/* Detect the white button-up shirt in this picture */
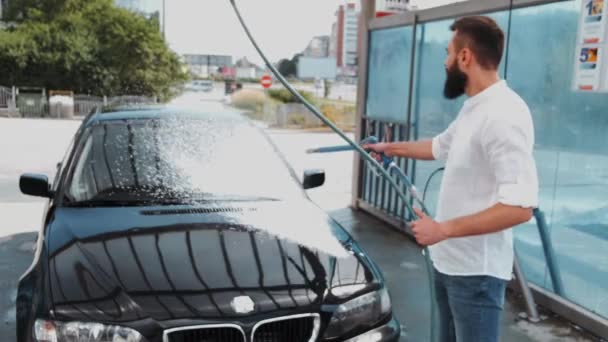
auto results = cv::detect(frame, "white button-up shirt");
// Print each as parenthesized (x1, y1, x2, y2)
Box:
(429, 80, 538, 280)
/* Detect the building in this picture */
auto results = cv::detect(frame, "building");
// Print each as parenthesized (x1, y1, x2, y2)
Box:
(234, 57, 265, 80)
(376, 0, 414, 17)
(329, 22, 339, 62)
(183, 54, 233, 78)
(115, 0, 164, 33)
(330, 2, 360, 78)
(303, 36, 330, 58)
(297, 57, 337, 80)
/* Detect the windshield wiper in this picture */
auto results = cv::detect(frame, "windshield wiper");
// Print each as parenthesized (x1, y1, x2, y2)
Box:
(63, 199, 147, 207)
(179, 194, 281, 202)
(63, 194, 281, 207)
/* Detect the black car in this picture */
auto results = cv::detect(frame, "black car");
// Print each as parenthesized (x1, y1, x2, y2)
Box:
(17, 106, 400, 342)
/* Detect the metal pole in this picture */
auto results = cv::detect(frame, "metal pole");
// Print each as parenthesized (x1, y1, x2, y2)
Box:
(534, 208, 565, 296)
(351, 0, 376, 208)
(513, 253, 541, 323)
(11, 86, 16, 109)
(162, 0, 166, 39)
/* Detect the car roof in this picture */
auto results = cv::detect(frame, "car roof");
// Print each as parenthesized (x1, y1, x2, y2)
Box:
(86, 104, 243, 126)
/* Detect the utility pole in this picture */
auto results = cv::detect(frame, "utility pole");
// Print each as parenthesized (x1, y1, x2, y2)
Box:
(162, 0, 166, 40)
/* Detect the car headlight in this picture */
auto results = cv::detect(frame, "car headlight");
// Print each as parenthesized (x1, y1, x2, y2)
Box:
(323, 288, 392, 339)
(34, 319, 144, 342)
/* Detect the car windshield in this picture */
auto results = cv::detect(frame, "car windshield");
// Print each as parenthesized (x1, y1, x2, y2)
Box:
(64, 114, 303, 205)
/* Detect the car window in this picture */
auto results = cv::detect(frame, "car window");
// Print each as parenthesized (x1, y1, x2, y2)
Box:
(64, 117, 303, 204)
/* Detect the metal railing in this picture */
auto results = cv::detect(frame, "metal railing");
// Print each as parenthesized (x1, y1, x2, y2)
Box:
(0, 86, 158, 118)
(74, 95, 104, 116)
(106, 95, 156, 108)
(0, 86, 13, 108)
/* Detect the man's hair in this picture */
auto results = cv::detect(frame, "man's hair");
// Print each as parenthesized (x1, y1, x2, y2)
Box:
(450, 16, 505, 70)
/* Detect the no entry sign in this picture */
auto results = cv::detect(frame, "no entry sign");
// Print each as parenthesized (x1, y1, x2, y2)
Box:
(260, 75, 272, 89)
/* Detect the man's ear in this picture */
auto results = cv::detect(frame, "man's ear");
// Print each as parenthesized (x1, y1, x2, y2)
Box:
(458, 48, 473, 69)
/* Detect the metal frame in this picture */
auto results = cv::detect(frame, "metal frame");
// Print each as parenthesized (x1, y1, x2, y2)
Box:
(352, 0, 376, 208)
(521, 283, 608, 338)
(162, 323, 247, 342)
(250, 313, 321, 342)
(369, 0, 567, 30)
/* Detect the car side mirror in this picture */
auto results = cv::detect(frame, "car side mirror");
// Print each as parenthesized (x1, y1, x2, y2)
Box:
(20, 174, 51, 198)
(303, 169, 325, 190)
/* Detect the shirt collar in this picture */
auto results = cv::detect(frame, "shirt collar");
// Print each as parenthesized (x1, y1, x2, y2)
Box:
(463, 80, 507, 109)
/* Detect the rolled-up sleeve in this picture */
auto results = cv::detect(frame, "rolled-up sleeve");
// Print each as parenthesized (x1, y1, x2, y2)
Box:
(432, 121, 457, 161)
(481, 115, 539, 208)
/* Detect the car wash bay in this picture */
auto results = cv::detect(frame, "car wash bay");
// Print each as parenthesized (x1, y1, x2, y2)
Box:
(349, 0, 608, 340)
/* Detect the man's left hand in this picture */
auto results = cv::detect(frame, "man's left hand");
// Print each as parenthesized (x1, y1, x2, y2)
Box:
(411, 207, 448, 246)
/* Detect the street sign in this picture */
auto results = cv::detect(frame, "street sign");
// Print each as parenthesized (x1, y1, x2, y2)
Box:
(260, 75, 272, 89)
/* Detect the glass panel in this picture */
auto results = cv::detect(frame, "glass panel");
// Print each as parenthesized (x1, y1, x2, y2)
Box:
(411, 12, 510, 217)
(363, 0, 608, 323)
(507, 0, 608, 318)
(366, 26, 413, 123)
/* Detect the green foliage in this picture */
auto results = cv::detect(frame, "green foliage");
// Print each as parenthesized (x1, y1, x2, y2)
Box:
(0, 0, 188, 101)
(268, 88, 315, 104)
(277, 59, 296, 78)
(236, 77, 262, 84)
(277, 53, 302, 78)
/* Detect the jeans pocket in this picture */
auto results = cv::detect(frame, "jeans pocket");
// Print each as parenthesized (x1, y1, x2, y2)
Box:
(449, 275, 505, 310)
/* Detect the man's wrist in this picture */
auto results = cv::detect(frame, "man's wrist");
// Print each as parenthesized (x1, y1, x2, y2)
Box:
(439, 221, 453, 239)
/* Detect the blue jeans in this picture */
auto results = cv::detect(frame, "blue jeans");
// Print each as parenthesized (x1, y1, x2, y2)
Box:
(434, 269, 507, 342)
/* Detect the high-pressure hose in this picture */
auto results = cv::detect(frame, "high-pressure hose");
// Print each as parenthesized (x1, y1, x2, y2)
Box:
(228, 1, 436, 340)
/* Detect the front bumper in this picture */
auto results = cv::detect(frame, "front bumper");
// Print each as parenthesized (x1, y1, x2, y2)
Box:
(344, 318, 401, 342)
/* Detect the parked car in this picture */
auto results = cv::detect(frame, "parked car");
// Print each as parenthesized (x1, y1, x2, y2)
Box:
(17, 105, 400, 342)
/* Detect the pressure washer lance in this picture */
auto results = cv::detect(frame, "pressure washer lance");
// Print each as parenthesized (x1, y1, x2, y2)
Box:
(307, 136, 430, 214)
(228, 1, 437, 340)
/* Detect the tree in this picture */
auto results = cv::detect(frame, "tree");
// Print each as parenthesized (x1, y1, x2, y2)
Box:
(276, 53, 303, 78)
(278, 58, 296, 77)
(0, 0, 188, 101)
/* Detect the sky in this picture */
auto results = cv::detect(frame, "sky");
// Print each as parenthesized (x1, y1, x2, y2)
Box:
(165, 0, 344, 66)
(165, 0, 462, 66)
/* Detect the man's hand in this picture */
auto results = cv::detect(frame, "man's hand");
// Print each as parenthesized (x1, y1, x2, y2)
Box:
(361, 140, 436, 161)
(411, 207, 448, 246)
(362, 142, 393, 162)
(362, 142, 389, 153)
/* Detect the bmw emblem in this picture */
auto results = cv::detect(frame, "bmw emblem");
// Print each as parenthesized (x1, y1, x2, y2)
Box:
(231, 296, 255, 314)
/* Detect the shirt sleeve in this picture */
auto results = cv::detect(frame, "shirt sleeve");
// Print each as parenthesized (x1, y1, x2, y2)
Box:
(432, 121, 458, 161)
(481, 114, 539, 208)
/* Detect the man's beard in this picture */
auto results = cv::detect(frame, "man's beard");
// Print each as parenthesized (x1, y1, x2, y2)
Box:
(443, 62, 468, 99)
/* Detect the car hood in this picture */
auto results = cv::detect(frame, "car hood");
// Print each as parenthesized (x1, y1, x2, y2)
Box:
(46, 200, 378, 323)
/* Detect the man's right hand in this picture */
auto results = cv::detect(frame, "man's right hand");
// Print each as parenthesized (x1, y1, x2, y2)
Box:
(361, 140, 435, 161)
(362, 143, 392, 162)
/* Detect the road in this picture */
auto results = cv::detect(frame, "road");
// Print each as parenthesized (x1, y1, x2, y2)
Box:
(242, 80, 357, 103)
